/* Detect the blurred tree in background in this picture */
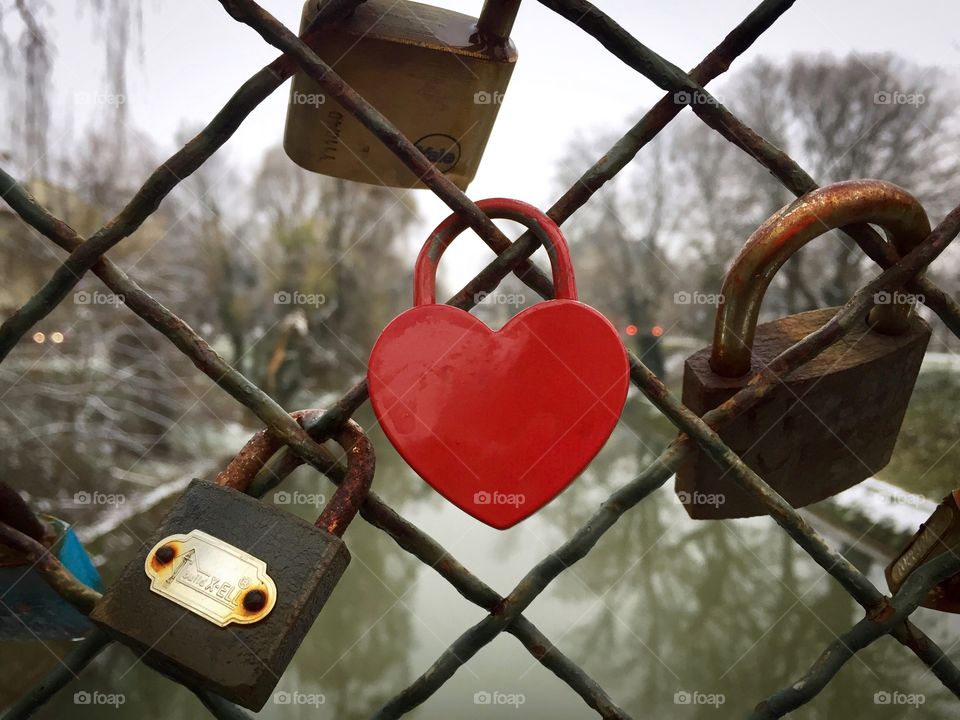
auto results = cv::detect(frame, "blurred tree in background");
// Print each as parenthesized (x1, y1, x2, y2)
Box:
(561, 53, 960, 356)
(0, 0, 142, 176)
(0, 3, 416, 490)
(2, 16, 959, 502)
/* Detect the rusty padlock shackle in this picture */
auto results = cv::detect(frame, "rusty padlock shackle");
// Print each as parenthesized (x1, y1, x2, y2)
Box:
(711, 179, 931, 378)
(215, 410, 374, 538)
(414, 198, 577, 306)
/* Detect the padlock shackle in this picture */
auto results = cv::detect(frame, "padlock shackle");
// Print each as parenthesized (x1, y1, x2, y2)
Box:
(215, 410, 374, 538)
(710, 180, 931, 377)
(476, 0, 521, 43)
(314, 420, 375, 537)
(413, 198, 577, 306)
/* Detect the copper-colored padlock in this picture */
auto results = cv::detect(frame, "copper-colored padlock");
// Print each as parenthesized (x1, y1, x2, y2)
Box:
(677, 180, 932, 519)
(284, 0, 519, 189)
(886, 490, 960, 613)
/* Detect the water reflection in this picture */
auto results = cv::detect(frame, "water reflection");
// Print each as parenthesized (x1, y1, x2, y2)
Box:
(3, 382, 960, 718)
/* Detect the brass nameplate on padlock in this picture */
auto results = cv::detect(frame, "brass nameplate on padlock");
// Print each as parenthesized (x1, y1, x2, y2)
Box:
(143, 530, 277, 627)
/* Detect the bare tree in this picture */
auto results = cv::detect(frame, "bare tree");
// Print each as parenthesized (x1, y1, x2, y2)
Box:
(680, 53, 960, 319)
(1, 0, 142, 175)
(242, 146, 418, 405)
(555, 130, 679, 376)
(562, 53, 960, 357)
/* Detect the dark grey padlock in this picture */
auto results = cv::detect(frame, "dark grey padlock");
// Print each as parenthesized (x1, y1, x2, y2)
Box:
(90, 414, 374, 710)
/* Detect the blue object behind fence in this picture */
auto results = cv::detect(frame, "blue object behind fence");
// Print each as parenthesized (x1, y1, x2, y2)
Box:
(0, 517, 102, 641)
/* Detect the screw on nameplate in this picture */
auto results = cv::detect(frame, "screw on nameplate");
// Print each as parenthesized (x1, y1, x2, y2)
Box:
(144, 529, 277, 627)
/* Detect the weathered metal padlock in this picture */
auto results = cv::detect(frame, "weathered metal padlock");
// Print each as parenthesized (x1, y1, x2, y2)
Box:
(90, 414, 374, 710)
(0, 482, 102, 640)
(676, 180, 932, 519)
(886, 490, 960, 613)
(284, 0, 519, 189)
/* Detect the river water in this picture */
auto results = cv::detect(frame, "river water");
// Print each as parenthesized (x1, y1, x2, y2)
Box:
(2, 365, 959, 719)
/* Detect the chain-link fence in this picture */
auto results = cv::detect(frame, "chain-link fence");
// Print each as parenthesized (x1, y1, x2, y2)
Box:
(3, 0, 960, 718)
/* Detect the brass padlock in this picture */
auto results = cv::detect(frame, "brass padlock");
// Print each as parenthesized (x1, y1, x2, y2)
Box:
(283, 0, 519, 189)
(676, 180, 932, 519)
(90, 415, 374, 710)
(886, 490, 960, 613)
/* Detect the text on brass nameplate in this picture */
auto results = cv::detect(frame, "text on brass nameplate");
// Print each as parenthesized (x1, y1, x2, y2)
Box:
(143, 530, 277, 627)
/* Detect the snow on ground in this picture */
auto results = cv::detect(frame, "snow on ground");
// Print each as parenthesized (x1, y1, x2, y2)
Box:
(830, 477, 937, 535)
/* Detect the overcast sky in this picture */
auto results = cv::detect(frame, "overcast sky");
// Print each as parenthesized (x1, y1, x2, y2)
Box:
(31, 0, 960, 288)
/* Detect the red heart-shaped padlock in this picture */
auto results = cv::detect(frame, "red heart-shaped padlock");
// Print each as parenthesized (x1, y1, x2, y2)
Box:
(368, 199, 629, 528)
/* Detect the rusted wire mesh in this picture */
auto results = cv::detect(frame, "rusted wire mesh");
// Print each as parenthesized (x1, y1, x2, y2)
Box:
(3, 0, 960, 718)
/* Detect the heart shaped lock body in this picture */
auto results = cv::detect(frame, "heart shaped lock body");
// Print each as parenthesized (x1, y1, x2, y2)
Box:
(368, 199, 629, 528)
